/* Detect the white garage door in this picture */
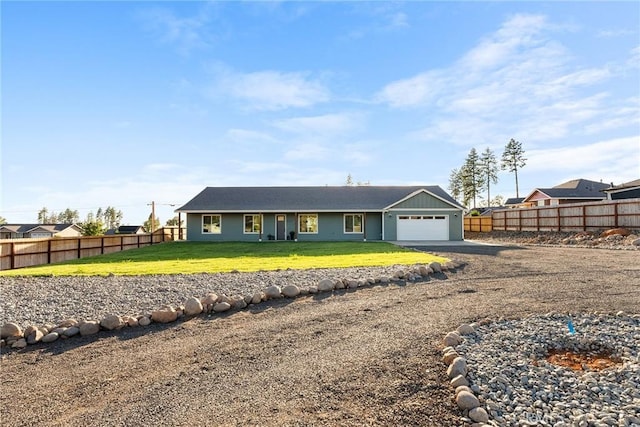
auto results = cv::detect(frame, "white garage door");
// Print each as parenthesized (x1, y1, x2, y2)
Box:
(396, 215, 449, 241)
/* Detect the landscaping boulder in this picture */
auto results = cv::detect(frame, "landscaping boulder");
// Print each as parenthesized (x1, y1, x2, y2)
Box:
(101, 315, 124, 331)
(318, 279, 334, 292)
(600, 228, 631, 238)
(456, 390, 480, 410)
(1, 322, 23, 339)
(213, 302, 231, 313)
(79, 320, 100, 336)
(429, 262, 442, 273)
(42, 332, 59, 343)
(184, 297, 203, 316)
(138, 316, 151, 326)
(63, 326, 80, 337)
(282, 285, 301, 298)
(151, 308, 178, 324)
(447, 356, 468, 378)
(264, 285, 282, 299)
(469, 407, 489, 423)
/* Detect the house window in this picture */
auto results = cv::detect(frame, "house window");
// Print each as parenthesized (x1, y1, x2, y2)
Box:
(299, 214, 318, 234)
(344, 214, 363, 233)
(244, 214, 262, 234)
(202, 215, 221, 234)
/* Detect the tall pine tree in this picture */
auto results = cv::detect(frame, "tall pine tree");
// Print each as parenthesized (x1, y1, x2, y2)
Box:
(501, 138, 527, 198)
(480, 148, 499, 207)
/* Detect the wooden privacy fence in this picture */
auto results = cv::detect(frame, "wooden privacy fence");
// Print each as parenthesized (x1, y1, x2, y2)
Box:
(491, 199, 640, 232)
(0, 227, 185, 271)
(464, 216, 493, 232)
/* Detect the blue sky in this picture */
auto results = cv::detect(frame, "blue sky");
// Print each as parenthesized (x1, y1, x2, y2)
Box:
(2, 1, 639, 225)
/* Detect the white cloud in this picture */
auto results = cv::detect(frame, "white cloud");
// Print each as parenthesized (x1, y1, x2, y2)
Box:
(597, 29, 636, 38)
(210, 68, 330, 110)
(525, 136, 640, 178)
(284, 142, 331, 161)
(225, 129, 279, 144)
(377, 13, 638, 149)
(138, 4, 218, 55)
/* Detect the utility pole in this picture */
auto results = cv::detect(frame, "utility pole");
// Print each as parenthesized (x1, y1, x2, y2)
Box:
(147, 201, 156, 232)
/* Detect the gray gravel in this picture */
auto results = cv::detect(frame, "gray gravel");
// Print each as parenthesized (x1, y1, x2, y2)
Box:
(457, 313, 640, 426)
(0, 266, 411, 328)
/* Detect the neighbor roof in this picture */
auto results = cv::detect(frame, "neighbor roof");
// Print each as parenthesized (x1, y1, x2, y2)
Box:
(524, 179, 609, 201)
(603, 179, 640, 192)
(0, 224, 81, 233)
(176, 186, 464, 213)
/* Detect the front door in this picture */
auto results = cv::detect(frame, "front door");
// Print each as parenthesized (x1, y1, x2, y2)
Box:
(276, 215, 286, 240)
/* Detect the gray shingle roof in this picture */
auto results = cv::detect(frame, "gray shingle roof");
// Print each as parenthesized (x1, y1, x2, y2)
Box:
(528, 179, 609, 200)
(176, 186, 464, 212)
(0, 224, 79, 233)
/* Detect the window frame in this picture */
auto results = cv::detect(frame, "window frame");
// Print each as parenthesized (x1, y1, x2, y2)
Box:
(343, 213, 364, 234)
(202, 214, 222, 234)
(243, 214, 262, 234)
(298, 214, 319, 234)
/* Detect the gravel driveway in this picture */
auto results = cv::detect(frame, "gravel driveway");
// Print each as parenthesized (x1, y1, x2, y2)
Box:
(1, 244, 638, 426)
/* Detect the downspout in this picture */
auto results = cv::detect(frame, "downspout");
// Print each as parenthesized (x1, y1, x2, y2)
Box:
(259, 213, 263, 242)
(381, 211, 386, 241)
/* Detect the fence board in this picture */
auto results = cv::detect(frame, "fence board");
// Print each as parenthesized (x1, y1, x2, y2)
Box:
(0, 227, 185, 271)
(490, 199, 640, 232)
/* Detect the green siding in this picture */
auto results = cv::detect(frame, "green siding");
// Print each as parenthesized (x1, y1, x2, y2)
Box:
(393, 191, 454, 209)
(186, 212, 384, 241)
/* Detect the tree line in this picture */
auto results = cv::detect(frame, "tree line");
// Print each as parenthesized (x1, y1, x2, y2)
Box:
(449, 138, 527, 209)
(34, 206, 182, 236)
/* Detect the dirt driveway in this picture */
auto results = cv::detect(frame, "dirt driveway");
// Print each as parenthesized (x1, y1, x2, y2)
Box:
(1, 245, 638, 426)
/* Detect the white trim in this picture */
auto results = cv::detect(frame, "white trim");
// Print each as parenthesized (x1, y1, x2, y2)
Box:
(201, 214, 222, 234)
(388, 207, 461, 212)
(343, 213, 364, 234)
(383, 189, 463, 210)
(178, 209, 376, 214)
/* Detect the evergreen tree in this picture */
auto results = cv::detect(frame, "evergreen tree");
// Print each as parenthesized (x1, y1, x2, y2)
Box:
(58, 208, 80, 224)
(461, 148, 482, 209)
(501, 138, 527, 198)
(103, 207, 123, 229)
(37, 207, 49, 224)
(448, 168, 464, 203)
(480, 148, 499, 207)
(0, 216, 6, 225)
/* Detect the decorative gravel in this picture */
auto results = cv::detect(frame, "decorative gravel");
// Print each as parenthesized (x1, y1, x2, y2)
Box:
(0, 266, 412, 328)
(455, 313, 640, 426)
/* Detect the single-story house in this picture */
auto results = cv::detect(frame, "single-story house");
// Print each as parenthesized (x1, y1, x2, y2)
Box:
(504, 197, 525, 208)
(603, 179, 640, 200)
(0, 223, 83, 239)
(521, 179, 609, 207)
(176, 186, 465, 242)
(105, 225, 147, 235)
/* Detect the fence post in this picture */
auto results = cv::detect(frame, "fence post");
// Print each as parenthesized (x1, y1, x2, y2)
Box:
(614, 202, 618, 228)
(48, 239, 52, 265)
(556, 208, 561, 232)
(101, 237, 105, 255)
(10, 242, 15, 269)
(77, 238, 82, 260)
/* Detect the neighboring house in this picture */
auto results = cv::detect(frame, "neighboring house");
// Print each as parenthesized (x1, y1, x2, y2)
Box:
(521, 179, 609, 207)
(176, 186, 465, 242)
(0, 224, 83, 239)
(603, 179, 640, 200)
(504, 197, 525, 208)
(105, 225, 147, 235)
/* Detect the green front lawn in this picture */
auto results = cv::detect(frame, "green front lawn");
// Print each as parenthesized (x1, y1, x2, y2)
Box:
(0, 241, 448, 277)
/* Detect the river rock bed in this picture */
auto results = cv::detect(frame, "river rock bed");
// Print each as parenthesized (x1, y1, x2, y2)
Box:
(0, 265, 438, 329)
(451, 313, 640, 426)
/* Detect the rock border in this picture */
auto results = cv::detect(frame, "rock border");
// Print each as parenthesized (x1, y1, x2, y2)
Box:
(0, 260, 461, 351)
(442, 314, 640, 426)
(442, 323, 493, 426)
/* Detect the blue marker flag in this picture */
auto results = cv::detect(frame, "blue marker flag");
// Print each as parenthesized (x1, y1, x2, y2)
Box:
(567, 319, 575, 335)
